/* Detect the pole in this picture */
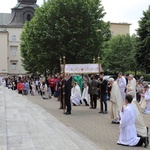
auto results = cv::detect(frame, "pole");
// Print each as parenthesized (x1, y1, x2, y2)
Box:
(98, 55, 100, 74)
(91, 57, 95, 108)
(98, 55, 102, 112)
(93, 57, 95, 64)
(63, 56, 66, 114)
(60, 57, 62, 73)
(59, 58, 62, 106)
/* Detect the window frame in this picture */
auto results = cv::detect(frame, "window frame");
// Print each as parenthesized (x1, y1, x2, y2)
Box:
(11, 62, 17, 70)
(11, 47, 17, 56)
(12, 35, 16, 41)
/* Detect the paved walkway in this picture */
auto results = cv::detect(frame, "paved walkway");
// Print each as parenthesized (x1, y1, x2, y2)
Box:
(26, 92, 150, 150)
(0, 85, 150, 150)
(0, 86, 101, 150)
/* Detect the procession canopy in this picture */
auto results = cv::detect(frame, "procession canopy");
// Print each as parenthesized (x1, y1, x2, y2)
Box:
(61, 63, 103, 74)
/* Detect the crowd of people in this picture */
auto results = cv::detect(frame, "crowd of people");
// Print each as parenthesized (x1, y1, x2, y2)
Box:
(0, 74, 60, 99)
(0, 72, 149, 148)
(108, 73, 149, 148)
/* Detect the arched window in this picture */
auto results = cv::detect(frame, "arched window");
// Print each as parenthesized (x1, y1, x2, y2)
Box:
(27, 14, 31, 21)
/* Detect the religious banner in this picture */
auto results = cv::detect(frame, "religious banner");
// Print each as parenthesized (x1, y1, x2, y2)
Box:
(63, 64, 103, 74)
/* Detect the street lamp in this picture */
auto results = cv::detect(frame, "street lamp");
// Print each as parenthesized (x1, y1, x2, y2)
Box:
(98, 55, 100, 74)
(98, 55, 100, 63)
(63, 56, 65, 74)
(93, 57, 95, 63)
(59, 57, 62, 63)
(59, 57, 62, 74)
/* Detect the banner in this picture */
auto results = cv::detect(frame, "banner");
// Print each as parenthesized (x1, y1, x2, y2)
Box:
(63, 64, 103, 74)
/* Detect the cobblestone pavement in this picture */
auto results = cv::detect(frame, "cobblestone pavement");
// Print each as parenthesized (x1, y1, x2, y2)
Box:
(27, 93, 150, 150)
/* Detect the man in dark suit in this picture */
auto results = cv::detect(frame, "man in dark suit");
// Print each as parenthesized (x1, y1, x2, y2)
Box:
(98, 73, 108, 114)
(64, 73, 72, 115)
(59, 75, 65, 109)
(88, 75, 98, 109)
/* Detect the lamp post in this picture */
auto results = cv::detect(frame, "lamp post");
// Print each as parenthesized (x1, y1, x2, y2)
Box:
(59, 57, 62, 74)
(98, 55, 100, 74)
(97, 55, 102, 113)
(63, 56, 65, 74)
(93, 57, 95, 64)
(98, 55, 100, 63)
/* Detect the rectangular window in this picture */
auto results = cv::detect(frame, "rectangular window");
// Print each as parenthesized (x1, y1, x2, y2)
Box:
(12, 62, 17, 70)
(12, 35, 16, 41)
(11, 47, 17, 56)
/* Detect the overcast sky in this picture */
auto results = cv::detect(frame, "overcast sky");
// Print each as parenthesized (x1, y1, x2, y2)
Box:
(0, 0, 149, 35)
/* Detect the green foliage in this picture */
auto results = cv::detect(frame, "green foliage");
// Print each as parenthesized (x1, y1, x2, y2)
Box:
(20, 0, 110, 74)
(136, 74, 150, 81)
(136, 5, 150, 73)
(102, 34, 137, 73)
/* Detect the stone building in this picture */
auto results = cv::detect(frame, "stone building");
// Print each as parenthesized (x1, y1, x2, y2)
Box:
(0, 0, 37, 75)
(0, 0, 130, 75)
(110, 22, 131, 36)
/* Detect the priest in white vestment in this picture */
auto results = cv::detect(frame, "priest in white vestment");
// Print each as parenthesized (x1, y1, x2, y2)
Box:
(132, 97, 148, 137)
(109, 78, 123, 124)
(139, 95, 146, 110)
(71, 82, 81, 106)
(142, 85, 150, 114)
(121, 90, 148, 143)
(126, 74, 136, 99)
(117, 94, 148, 147)
(117, 72, 126, 101)
(126, 75, 148, 137)
(81, 83, 90, 106)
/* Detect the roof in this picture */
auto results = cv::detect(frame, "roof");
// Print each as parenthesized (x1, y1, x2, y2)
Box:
(12, 3, 37, 10)
(110, 22, 131, 26)
(0, 13, 11, 25)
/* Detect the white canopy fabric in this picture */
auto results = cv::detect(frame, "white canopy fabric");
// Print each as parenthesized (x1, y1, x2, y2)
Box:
(61, 64, 103, 74)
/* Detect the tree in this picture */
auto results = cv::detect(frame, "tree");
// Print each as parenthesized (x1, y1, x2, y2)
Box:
(136, 6, 150, 73)
(20, 0, 110, 74)
(102, 34, 137, 74)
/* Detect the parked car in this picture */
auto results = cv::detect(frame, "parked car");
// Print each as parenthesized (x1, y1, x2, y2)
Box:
(103, 75, 117, 81)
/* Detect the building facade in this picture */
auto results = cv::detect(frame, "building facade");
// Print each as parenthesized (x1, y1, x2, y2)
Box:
(0, 28, 22, 75)
(0, 0, 131, 75)
(0, 0, 37, 75)
(110, 22, 131, 36)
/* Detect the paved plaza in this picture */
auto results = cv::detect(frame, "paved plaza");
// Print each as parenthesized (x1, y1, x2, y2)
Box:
(0, 85, 150, 150)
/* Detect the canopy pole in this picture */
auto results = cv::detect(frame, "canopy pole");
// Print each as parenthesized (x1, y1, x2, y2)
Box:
(63, 56, 66, 114)
(98, 55, 100, 74)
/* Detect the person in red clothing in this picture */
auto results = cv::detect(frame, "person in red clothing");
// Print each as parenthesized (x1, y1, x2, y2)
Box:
(48, 75, 55, 95)
(17, 80, 24, 94)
